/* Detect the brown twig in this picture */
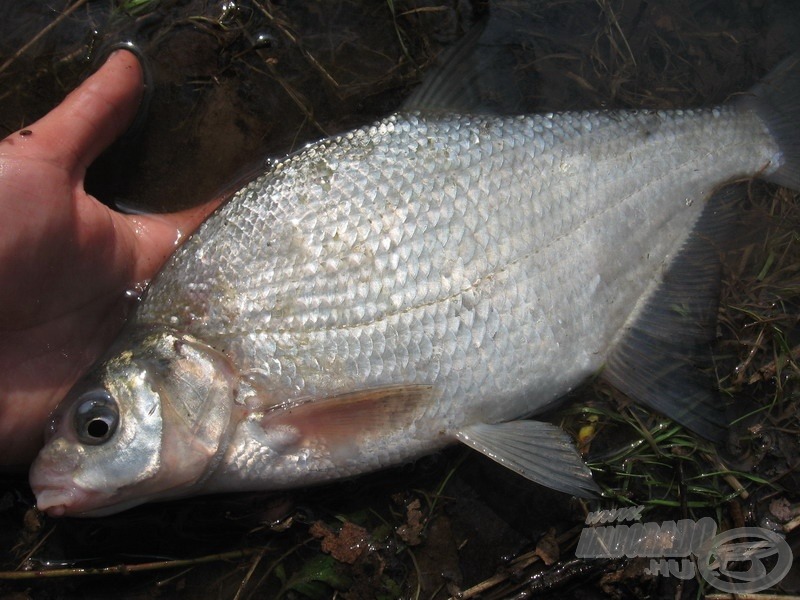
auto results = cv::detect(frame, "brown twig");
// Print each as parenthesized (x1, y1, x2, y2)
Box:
(0, 548, 259, 579)
(450, 525, 584, 600)
(0, 0, 91, 77)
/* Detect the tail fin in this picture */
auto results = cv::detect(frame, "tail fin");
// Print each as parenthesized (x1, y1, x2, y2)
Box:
(740, 54, 800, 190)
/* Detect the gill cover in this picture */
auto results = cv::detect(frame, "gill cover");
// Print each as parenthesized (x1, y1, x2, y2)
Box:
(31, 329, 238, 516)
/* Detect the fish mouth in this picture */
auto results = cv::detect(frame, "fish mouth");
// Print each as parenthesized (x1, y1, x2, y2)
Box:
(29, 472, 105, 517)
(32, 484, 83, 517)
(29, 463, 109, 518)
(30, 470, 149, 518)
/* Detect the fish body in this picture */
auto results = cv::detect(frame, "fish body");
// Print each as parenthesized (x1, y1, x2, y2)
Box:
(31, 55, 800, 516)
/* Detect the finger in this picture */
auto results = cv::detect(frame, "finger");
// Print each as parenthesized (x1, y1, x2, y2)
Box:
(16, 50, 144, 172)
(123, 197, 226, 282)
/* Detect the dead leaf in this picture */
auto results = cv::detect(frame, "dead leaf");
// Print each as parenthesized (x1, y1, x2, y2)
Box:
(310, 520, 369, 565)
(396, 498, 425, 546)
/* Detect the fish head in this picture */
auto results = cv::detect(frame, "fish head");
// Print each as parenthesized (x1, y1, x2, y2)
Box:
(30, 330, 238, 517)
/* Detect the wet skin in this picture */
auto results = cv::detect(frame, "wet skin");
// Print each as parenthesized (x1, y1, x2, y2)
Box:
(0, 50, 217, 467)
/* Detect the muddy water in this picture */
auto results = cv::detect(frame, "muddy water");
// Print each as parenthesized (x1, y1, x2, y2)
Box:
(2, 1, 800, 599)
(0, 0, 471, 213)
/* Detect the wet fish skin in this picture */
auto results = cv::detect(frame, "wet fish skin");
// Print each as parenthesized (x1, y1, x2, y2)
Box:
(175, 107, 764, 487)
(30, 57, 800, 516)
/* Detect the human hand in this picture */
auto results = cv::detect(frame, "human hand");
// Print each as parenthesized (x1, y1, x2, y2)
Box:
(0, 50, 216, 467)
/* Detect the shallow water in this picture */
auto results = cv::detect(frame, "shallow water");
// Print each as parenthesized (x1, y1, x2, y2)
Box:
(2, 1, 800, 598)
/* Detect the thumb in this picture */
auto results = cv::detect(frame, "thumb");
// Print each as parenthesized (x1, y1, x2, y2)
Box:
(19, 50, 144, 172)
(124, 197, 225, 282)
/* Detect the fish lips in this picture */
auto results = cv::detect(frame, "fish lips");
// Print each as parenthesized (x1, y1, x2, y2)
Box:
(29, 462, 108, 517)
(29, 434, 121, 518)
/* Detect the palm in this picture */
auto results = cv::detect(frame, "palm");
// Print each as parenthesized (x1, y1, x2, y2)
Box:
(0, 51, 215, 466)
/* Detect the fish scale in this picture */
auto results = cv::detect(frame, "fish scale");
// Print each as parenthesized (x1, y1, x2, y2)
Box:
(30, 55, 800, 515)
(139, 109, 769, 408)
(134, 107, 764, 487)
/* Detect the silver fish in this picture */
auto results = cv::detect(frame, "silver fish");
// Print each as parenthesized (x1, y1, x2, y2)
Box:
(30, 53, 800, 517)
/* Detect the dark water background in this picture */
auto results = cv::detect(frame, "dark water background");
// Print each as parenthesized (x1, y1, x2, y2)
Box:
(1, 1, 800, 598)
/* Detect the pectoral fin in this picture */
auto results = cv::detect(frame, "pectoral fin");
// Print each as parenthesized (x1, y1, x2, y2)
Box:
(264, 384, 434, 446)
(456, 421, 600, 498)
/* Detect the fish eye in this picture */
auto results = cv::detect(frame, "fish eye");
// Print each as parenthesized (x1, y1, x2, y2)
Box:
(74, 389, 119, 445)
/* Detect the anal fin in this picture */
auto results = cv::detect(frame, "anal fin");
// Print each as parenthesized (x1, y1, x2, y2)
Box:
(604, 185, 747, 442)
(456, 421, 600, 498)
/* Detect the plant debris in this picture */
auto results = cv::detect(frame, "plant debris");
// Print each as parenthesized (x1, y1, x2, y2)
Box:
(533, 528, 560, 566)
(395, 497, 425, 546)
(309, 520, 369, 565)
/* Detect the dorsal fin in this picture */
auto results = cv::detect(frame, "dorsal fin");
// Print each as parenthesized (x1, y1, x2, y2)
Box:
(401, 6, 539, 115)
(402, 24, 489, 113)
